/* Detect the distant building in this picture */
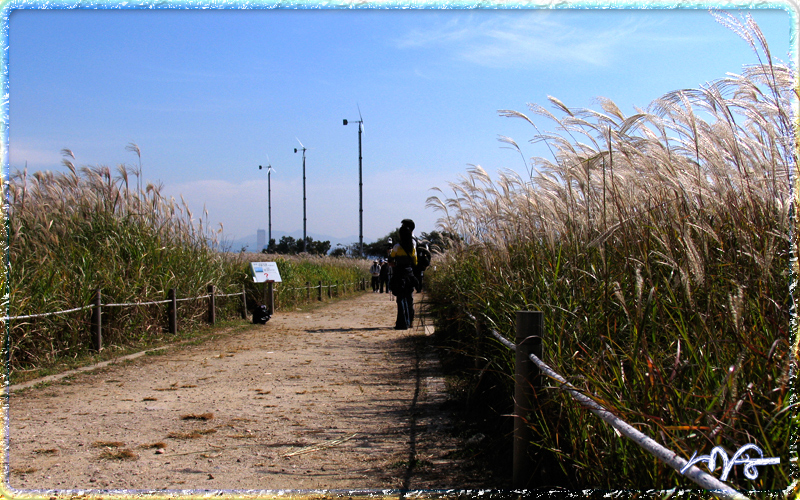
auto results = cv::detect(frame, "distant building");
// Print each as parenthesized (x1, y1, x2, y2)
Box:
(257, 229, 266, 250)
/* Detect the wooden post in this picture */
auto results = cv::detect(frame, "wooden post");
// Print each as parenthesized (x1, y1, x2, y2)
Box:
(91, 288, 102, 352)
(474, 319, 482, 370)
(241, 285, 248, 320)
(306, 281, 311, 302)
(267, 282, 274, 315)
(168, 288, 177, 334)
(513, 310, 543, 489)
(335, 280, 339, 297)
(327, 281, 331, 299)
(208, 284, 216, 325)
(318, 281, 322, 302)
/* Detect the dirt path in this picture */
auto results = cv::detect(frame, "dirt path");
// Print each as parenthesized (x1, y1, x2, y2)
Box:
(6, 292, 493, 494)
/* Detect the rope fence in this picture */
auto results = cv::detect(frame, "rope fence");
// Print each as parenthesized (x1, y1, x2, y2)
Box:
(465, 310, 749, 500)
(0, 304, 96, 321)
(4, 277, 370, 353)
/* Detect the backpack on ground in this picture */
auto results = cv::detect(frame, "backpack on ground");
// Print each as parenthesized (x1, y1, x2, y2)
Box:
(253, 304, 271, 324)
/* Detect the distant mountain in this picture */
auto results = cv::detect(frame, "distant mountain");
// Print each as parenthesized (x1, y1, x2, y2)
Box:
(221, 231, 361, 254)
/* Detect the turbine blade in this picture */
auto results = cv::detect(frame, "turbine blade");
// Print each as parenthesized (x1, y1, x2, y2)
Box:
(296, 137, 305, 149)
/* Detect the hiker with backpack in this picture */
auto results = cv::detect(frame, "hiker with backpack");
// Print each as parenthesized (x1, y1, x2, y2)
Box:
(369, 260, 381, 292)
(389, 219, 419, 330)
(379, 259, 390, 293)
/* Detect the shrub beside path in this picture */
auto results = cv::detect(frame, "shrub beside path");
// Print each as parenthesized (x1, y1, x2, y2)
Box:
(7, 292, 495, 493)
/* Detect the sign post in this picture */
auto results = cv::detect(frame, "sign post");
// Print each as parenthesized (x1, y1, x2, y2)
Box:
(250, 262, 282, 316)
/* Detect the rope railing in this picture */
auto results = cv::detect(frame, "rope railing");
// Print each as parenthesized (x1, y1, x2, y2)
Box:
(3, 279, 367, 322)
(2, 292, 231, 321)
(176, 295, 209, 303)
(0, 304, 96, 322)
(466, 310, 749, 500)
(278, 280, 361, 292)
(4, 277, 369, 353)
(103, 299, 174, 307)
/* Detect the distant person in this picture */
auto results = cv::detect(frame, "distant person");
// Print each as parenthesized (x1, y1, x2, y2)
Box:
(369, 260, 381, 292)
(389, 219, 418, 330)
(379, 259, 390, 293)
(386, 261, 394, 299)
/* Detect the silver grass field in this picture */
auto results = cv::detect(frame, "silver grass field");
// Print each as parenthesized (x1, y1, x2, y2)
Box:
(425, 14, 795, 492)
(3, 147, 368, 385)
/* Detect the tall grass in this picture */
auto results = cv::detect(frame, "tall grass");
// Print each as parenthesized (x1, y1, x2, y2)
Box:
(3, 149, 248, 372)
(425, 14, 794, 491)
(2, 149, 373, 377)
(238, 252, 370, 310)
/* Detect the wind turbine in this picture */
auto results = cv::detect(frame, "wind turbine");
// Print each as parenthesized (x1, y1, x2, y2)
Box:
(294, 138, 308, 252)
(258, 155, 276, 249)
(343, 104, 364, 257)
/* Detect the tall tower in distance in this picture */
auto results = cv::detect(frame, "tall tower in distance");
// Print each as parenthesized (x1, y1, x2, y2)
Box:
(257, 229, 266, 251)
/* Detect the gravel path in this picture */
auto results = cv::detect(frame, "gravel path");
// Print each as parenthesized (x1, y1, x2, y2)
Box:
(6, 292, 492, 494)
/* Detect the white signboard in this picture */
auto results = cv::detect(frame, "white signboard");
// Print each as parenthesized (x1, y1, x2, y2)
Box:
(250, 262, 282, 283)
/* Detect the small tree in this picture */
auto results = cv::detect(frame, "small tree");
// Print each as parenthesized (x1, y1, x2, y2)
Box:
(363, 230, 399, 259)
(275, 235, 297, 254)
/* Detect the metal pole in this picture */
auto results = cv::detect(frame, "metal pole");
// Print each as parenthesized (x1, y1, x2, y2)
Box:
(513, 310, 543, 488)
(302, 151, 307, 247)
(358, 123, 363, 257)
(268, 169, 272, 246)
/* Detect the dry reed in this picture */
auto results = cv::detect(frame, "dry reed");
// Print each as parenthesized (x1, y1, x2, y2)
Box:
(425, 13, 794, 490)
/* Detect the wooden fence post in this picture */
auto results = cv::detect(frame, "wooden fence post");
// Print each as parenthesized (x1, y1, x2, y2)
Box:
(318, 281, 323, 302)
(306, 282, 311, 302)
(267, 282, 274, 315)
(327, 281, 332, 299)
(208, 285, 216, 325)
(241, 285, 248, 320)
(91, 288, 102, 352)
(514, 310, 543, 489)
(474, 319, 482, 370)
(335, 280, 339, 297)
(168, 288, 177, 334)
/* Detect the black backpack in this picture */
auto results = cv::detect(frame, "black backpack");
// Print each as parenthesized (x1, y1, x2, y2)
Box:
(252, 304, 270, 325)
(415, 246, 431, 273)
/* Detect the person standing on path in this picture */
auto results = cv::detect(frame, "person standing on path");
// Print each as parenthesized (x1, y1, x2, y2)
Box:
(389, 219, 418, 330)
(370, 260, 381, 292)
(379, 259, 390, 293)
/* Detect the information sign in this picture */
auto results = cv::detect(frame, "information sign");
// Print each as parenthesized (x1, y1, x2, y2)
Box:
(250, 262, 282, 283)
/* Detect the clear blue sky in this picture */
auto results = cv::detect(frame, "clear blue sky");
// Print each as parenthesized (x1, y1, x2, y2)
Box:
(5, 4, 795, 246)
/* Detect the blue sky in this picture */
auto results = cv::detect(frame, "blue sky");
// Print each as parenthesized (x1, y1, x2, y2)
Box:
(5, 4, 795, 247)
